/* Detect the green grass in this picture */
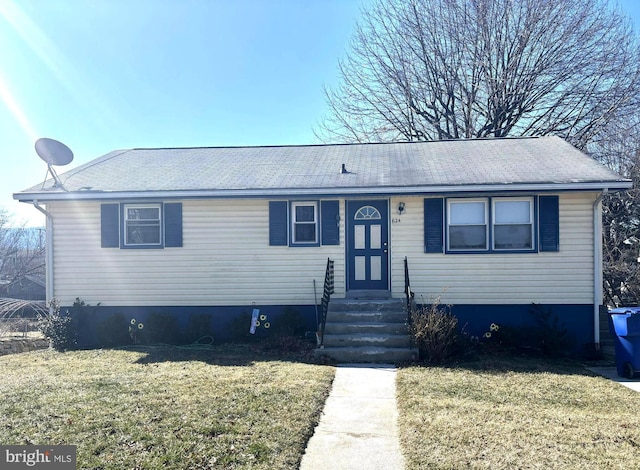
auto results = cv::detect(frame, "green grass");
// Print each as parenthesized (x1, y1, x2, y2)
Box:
(0, 345, 334, 469)
(397, 357, 640, 469)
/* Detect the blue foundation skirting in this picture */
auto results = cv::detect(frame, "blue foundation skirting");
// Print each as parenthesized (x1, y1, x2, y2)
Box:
(64, 302, 595, 350)
(425, 303, 594, 349)
(64, 304, 319, 347)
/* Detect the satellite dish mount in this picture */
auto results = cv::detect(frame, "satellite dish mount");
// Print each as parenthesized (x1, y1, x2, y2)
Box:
(34, 138, 74, 190)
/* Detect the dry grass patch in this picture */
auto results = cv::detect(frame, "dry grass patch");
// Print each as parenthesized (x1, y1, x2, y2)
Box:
(397, 357, 640, 469)
(0, 346, 334, 469)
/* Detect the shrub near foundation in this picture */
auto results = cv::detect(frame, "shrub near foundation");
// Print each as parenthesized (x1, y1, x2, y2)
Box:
(143, 312, 179, 344)
(40, 300, 76, 351)
(40, 298, 102, 350)
(96, 313, 130, 347)
(480, 304, 575, 357)
(409, 298, 459, 363)
(270, 307, 306, 337)
(227, 311, 253, 343)
(40, 312, 75, 351)
(181, 313, 215, 344)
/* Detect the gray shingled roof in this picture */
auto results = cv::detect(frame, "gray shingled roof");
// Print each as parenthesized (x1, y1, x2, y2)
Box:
(14, 136, 630, 201)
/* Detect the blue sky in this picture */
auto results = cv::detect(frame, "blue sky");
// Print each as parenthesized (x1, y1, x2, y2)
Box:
(1, 0, 638, 227)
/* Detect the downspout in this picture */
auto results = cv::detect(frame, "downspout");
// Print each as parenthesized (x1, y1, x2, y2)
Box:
(593, 189, 608, 351)
(31, 200, 53, 309)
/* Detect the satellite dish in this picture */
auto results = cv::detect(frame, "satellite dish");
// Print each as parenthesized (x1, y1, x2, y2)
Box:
(35, 138, 74, 166)
(35, 138, 73, 190)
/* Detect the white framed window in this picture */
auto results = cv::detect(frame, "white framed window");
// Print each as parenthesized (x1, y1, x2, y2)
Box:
(447, 199, 488, 251)
(493, 197, 534, 250)
(291, 201, 318, 244)
(124, 204, 162, 246)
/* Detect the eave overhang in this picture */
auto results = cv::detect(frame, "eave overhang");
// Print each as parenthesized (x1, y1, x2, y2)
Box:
(13, 180, 633, 203)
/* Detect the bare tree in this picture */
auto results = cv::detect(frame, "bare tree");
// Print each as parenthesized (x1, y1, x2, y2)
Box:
(317, 0, 640, 148)
(589, 116, 640, 305)
(0, 208, 45, 299)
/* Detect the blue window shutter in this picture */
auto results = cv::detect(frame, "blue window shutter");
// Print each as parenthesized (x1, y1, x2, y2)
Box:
(164, 203, 183, 247)
(101, 203, 119, 248)
(269, 201, 288, 246)
(539, 195, 559, 252)
(424, 198, 444, 253)
(321, 200, 340, 245)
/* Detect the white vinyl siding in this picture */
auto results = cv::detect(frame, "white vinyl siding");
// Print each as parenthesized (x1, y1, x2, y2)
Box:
(48, 199, 345, 306)
(390, 193, 595, 305)
(47, 192, 596, 308)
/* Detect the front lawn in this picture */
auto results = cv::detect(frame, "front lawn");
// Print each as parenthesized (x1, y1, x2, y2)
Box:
(397, 357, 640, 469)
(0, 345, 334, 469)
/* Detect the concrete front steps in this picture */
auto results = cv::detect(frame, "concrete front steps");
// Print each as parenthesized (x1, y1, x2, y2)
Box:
(315, 298, 416, 363)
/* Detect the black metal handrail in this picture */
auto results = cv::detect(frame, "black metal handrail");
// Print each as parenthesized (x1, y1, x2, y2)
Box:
(404, 256, 415, 328)
(319, 258, 334, 347)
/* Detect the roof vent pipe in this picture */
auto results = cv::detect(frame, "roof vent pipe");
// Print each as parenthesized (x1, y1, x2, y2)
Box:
(341, 163, 348, 174)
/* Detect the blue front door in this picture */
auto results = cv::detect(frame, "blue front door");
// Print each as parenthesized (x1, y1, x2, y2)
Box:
(347, 200, 389, 291)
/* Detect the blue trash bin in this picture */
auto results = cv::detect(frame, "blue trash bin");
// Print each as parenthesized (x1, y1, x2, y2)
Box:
(609, 307, 640, 379)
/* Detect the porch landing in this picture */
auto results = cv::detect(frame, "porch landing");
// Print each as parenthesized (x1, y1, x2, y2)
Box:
(315, 297, 416, 363)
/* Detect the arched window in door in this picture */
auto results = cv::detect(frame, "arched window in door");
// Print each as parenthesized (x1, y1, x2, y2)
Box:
(354, 205, 381, 220)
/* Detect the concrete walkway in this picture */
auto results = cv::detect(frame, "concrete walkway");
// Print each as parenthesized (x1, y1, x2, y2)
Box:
(586, 365, 640, 392)
(300, 364, 405, 470)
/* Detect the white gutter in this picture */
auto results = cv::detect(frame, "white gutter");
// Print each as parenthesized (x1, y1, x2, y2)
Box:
(593, 189, 608, 350)
(30, 201, 54, 308)
(13, 181, 634, 202)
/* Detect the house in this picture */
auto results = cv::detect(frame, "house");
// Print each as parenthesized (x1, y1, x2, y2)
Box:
(13, 136, 631, 351)
(0, 228, 46, 301)
(0, 274, 46, 301)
